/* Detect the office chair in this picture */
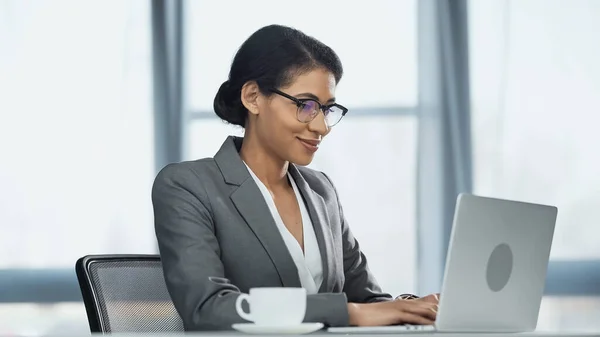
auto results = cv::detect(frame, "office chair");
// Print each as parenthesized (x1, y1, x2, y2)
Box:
(75, 254, 184, 333)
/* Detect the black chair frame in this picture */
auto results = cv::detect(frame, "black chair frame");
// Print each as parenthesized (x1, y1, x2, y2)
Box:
(75, 254, 163, 333)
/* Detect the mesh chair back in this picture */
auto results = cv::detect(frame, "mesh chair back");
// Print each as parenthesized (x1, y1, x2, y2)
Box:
(76, 255, 184, 333)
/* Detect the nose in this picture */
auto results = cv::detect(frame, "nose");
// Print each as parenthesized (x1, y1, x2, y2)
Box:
(307, 110, 330, 136)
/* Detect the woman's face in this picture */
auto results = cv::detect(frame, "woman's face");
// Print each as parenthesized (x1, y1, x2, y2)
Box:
(254, 68, 337, 166)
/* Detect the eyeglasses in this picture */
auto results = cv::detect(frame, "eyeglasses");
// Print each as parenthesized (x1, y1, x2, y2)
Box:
(269, 88, 348, 127)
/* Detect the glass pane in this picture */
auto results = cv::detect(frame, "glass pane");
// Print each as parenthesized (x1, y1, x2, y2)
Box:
(469, 0, 600, 259)
(0, 0, 155, 268)
(0, 303, 88, 336)
(537, 296, 600, 332)
(186, 0, 417, 111)
(187, 118, 244, 160)
(187, 115, 418, 296)
(309, 116, 418, 296)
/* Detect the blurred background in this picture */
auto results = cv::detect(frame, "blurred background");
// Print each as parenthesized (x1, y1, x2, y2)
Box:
(1, 0, 599, 334)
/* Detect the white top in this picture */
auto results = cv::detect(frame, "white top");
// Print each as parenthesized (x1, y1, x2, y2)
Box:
(243, 163, 323, 294)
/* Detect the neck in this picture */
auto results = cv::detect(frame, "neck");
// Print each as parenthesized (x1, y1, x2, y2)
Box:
(239, 132, 289, 190)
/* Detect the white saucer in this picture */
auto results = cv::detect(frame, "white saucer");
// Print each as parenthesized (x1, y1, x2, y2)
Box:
(232, 322, 324, 334)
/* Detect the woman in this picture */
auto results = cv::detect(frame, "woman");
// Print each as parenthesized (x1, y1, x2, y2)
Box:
(152, 24, 438, 331)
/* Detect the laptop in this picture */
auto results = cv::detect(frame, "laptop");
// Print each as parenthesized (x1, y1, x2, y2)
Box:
(328, 193, 557, 334)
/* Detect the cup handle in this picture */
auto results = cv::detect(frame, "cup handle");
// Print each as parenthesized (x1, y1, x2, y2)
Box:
(235, 294, 253, 322)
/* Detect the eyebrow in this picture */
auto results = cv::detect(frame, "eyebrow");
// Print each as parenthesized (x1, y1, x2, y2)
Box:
(295, 92, 336, 104)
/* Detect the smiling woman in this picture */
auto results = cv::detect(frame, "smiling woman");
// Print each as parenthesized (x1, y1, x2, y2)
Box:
(152, 24, 438, 331)
(185, 0, 419, 304)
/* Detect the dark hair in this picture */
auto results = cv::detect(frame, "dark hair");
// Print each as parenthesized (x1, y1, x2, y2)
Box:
(213, 24, 343, 127)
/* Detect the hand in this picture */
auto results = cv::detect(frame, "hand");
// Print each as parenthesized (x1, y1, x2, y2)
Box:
(415, 293, 440, 305)
(347, 298, 437, 327)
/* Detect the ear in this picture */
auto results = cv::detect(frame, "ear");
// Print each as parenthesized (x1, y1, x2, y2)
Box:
(241, 81, 261, 116)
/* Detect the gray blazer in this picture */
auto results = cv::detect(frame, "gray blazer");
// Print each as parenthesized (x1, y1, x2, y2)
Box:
(152, 136, 391, 331)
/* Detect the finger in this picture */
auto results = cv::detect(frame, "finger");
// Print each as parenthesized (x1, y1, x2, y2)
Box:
(413, 307, 438, 321)
(396, 311, 436, 326)
(404, 303, 438, 321)
(412, 300, 438, 310)
(421, 294, 440, 304)
(430, 299, 440, 313)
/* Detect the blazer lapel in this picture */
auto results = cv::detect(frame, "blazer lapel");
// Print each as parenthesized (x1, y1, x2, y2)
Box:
(288, 165, 336, 293)
(230, 181, 301, 288)
(215, 137, 301, 288)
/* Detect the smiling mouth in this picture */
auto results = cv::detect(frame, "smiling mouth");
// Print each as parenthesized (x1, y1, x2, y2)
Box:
(297, 137, 320, 152)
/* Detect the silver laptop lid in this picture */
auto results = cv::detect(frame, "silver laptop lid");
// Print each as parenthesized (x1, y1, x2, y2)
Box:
(436, 194, 557, 332)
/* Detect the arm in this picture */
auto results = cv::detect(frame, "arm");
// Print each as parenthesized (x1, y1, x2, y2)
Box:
(152, 164, 240, 330)
(321, 173, 393, 304)
(153, 164, 350, 330)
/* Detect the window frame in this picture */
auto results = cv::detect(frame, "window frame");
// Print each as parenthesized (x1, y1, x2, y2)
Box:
(2, 0, 599, 305)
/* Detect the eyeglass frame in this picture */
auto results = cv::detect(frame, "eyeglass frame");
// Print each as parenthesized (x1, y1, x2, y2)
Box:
(268, 88, 348, 127)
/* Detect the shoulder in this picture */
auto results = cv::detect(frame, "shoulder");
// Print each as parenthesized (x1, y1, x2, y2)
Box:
(152, 158, 220, 198)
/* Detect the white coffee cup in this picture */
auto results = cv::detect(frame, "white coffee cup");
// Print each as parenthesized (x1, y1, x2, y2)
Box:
(235, 287, 307, 326)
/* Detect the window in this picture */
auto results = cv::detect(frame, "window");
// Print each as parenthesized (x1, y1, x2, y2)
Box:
(470, 0, 600, 260)
(538, 297, 600, 331)
(469, 0, 600, 329)
(0, 0, 153, 334)
(186, 0, 417, 111)
(185, 0, 419, 296)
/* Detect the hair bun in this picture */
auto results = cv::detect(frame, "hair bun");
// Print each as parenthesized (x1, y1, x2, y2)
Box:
(219, 80, 231, 93)
(213, 80, 245, 127)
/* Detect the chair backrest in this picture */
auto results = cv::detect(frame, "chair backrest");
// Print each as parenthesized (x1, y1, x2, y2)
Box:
(75, 254, 184, 333)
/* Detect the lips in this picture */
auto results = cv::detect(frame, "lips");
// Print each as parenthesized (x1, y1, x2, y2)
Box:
(297, 137, 321, 152)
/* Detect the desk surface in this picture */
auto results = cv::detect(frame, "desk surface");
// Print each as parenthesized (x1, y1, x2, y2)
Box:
(48, 332, 598, 337)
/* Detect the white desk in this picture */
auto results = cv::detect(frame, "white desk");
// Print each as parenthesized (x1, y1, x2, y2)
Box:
(69, 332, 600, 337)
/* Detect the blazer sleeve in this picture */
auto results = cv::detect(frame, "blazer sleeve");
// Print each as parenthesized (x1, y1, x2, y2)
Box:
(152, 164, 351, 331)
(321, 172, 393, 304)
